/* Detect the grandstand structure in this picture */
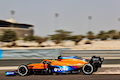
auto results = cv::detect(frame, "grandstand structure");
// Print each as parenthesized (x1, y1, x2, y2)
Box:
(0, 18, 34, 39)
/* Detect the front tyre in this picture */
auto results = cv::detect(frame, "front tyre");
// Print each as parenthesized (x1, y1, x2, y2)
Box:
(17, 65, 29, 76)
(82, 63, 93, 75)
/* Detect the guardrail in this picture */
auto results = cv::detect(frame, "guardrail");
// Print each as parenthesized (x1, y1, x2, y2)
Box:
(61, 50, 120, 57)
(0, 49, 2, 59)
(1, 49, 120, 59)
(1, 48, 69, 59)
(1, 49, 120, 66)
(2, 49, 61, 59)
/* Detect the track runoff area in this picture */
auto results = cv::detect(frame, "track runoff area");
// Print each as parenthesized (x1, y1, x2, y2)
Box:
(1, 67, 120, 80)
(1, 59, 120, 80)
(1, 71, 120, 80)
(1, 57, 120, 75)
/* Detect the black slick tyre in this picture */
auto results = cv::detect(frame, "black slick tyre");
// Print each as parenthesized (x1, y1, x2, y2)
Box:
(82, 63, 94, 75)
(17, 65, 29, 76)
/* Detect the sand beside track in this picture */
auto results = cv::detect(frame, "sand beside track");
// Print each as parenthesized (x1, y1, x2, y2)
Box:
(0, 40, 120, 50)
(71, 40, 120, 50)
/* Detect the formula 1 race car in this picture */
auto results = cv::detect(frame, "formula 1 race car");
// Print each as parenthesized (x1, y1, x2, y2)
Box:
(5, 56, 104, 76)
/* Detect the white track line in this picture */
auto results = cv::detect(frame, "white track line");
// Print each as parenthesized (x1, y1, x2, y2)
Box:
(102, 64, 120, 67)
(0, 66, 18, 70)
(93, 72, 120, 74)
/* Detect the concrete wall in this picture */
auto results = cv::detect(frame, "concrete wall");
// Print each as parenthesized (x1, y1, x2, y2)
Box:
(2, 49, 61, 59)
(61, 50, 120, 57)
(1, 48, 69, 59)
(1, 49, 120, 59)
(0, 49, 2, 59)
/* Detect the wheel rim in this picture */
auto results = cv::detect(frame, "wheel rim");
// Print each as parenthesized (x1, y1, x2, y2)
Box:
(82, 64, 93, 74)
(18, 65, 28, 76)
(84, 65, 92, 72)
(19, 67, 27, 74)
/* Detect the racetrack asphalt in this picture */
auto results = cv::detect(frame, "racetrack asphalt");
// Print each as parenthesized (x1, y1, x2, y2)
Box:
(1, 70, 120, 80)
(1, 59, 120, 80)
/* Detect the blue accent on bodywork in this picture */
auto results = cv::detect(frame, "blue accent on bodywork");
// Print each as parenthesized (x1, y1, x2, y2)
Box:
(60, 56, 79, 59)
(52, 66, 77, 73)
(0, 49, 2, 59)
(5, 71, 15, 76)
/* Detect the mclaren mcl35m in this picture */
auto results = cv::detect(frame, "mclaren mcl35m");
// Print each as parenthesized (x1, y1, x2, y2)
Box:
(5, 56, 104, 76)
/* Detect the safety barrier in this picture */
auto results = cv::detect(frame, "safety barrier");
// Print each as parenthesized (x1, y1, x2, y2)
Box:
(1, 48, 69, 59)
(0, 49, 2, 59)
(61, 50, 120, 57)
(1, 49, 120, 59)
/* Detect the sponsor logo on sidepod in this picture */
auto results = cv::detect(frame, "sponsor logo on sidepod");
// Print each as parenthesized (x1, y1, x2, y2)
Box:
(54, 66, 68, 72)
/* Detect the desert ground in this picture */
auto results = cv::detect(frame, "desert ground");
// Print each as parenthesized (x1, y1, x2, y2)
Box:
(0, 40, 120, 50)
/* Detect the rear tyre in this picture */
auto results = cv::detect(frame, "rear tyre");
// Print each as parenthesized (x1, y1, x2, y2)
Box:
(82, 64, 93, 75)
(17, 65, 30, 76)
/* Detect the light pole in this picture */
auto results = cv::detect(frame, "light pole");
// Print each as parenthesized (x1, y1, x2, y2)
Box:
(11, 10, 15, 18)
(10, 10, 15, 27)
(55, 13, 59, 30)
(88, 16, 92, 31)
(118, 18, 120, 30)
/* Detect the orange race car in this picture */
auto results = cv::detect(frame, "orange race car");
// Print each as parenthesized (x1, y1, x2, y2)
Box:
(5, 56, 104, 76)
